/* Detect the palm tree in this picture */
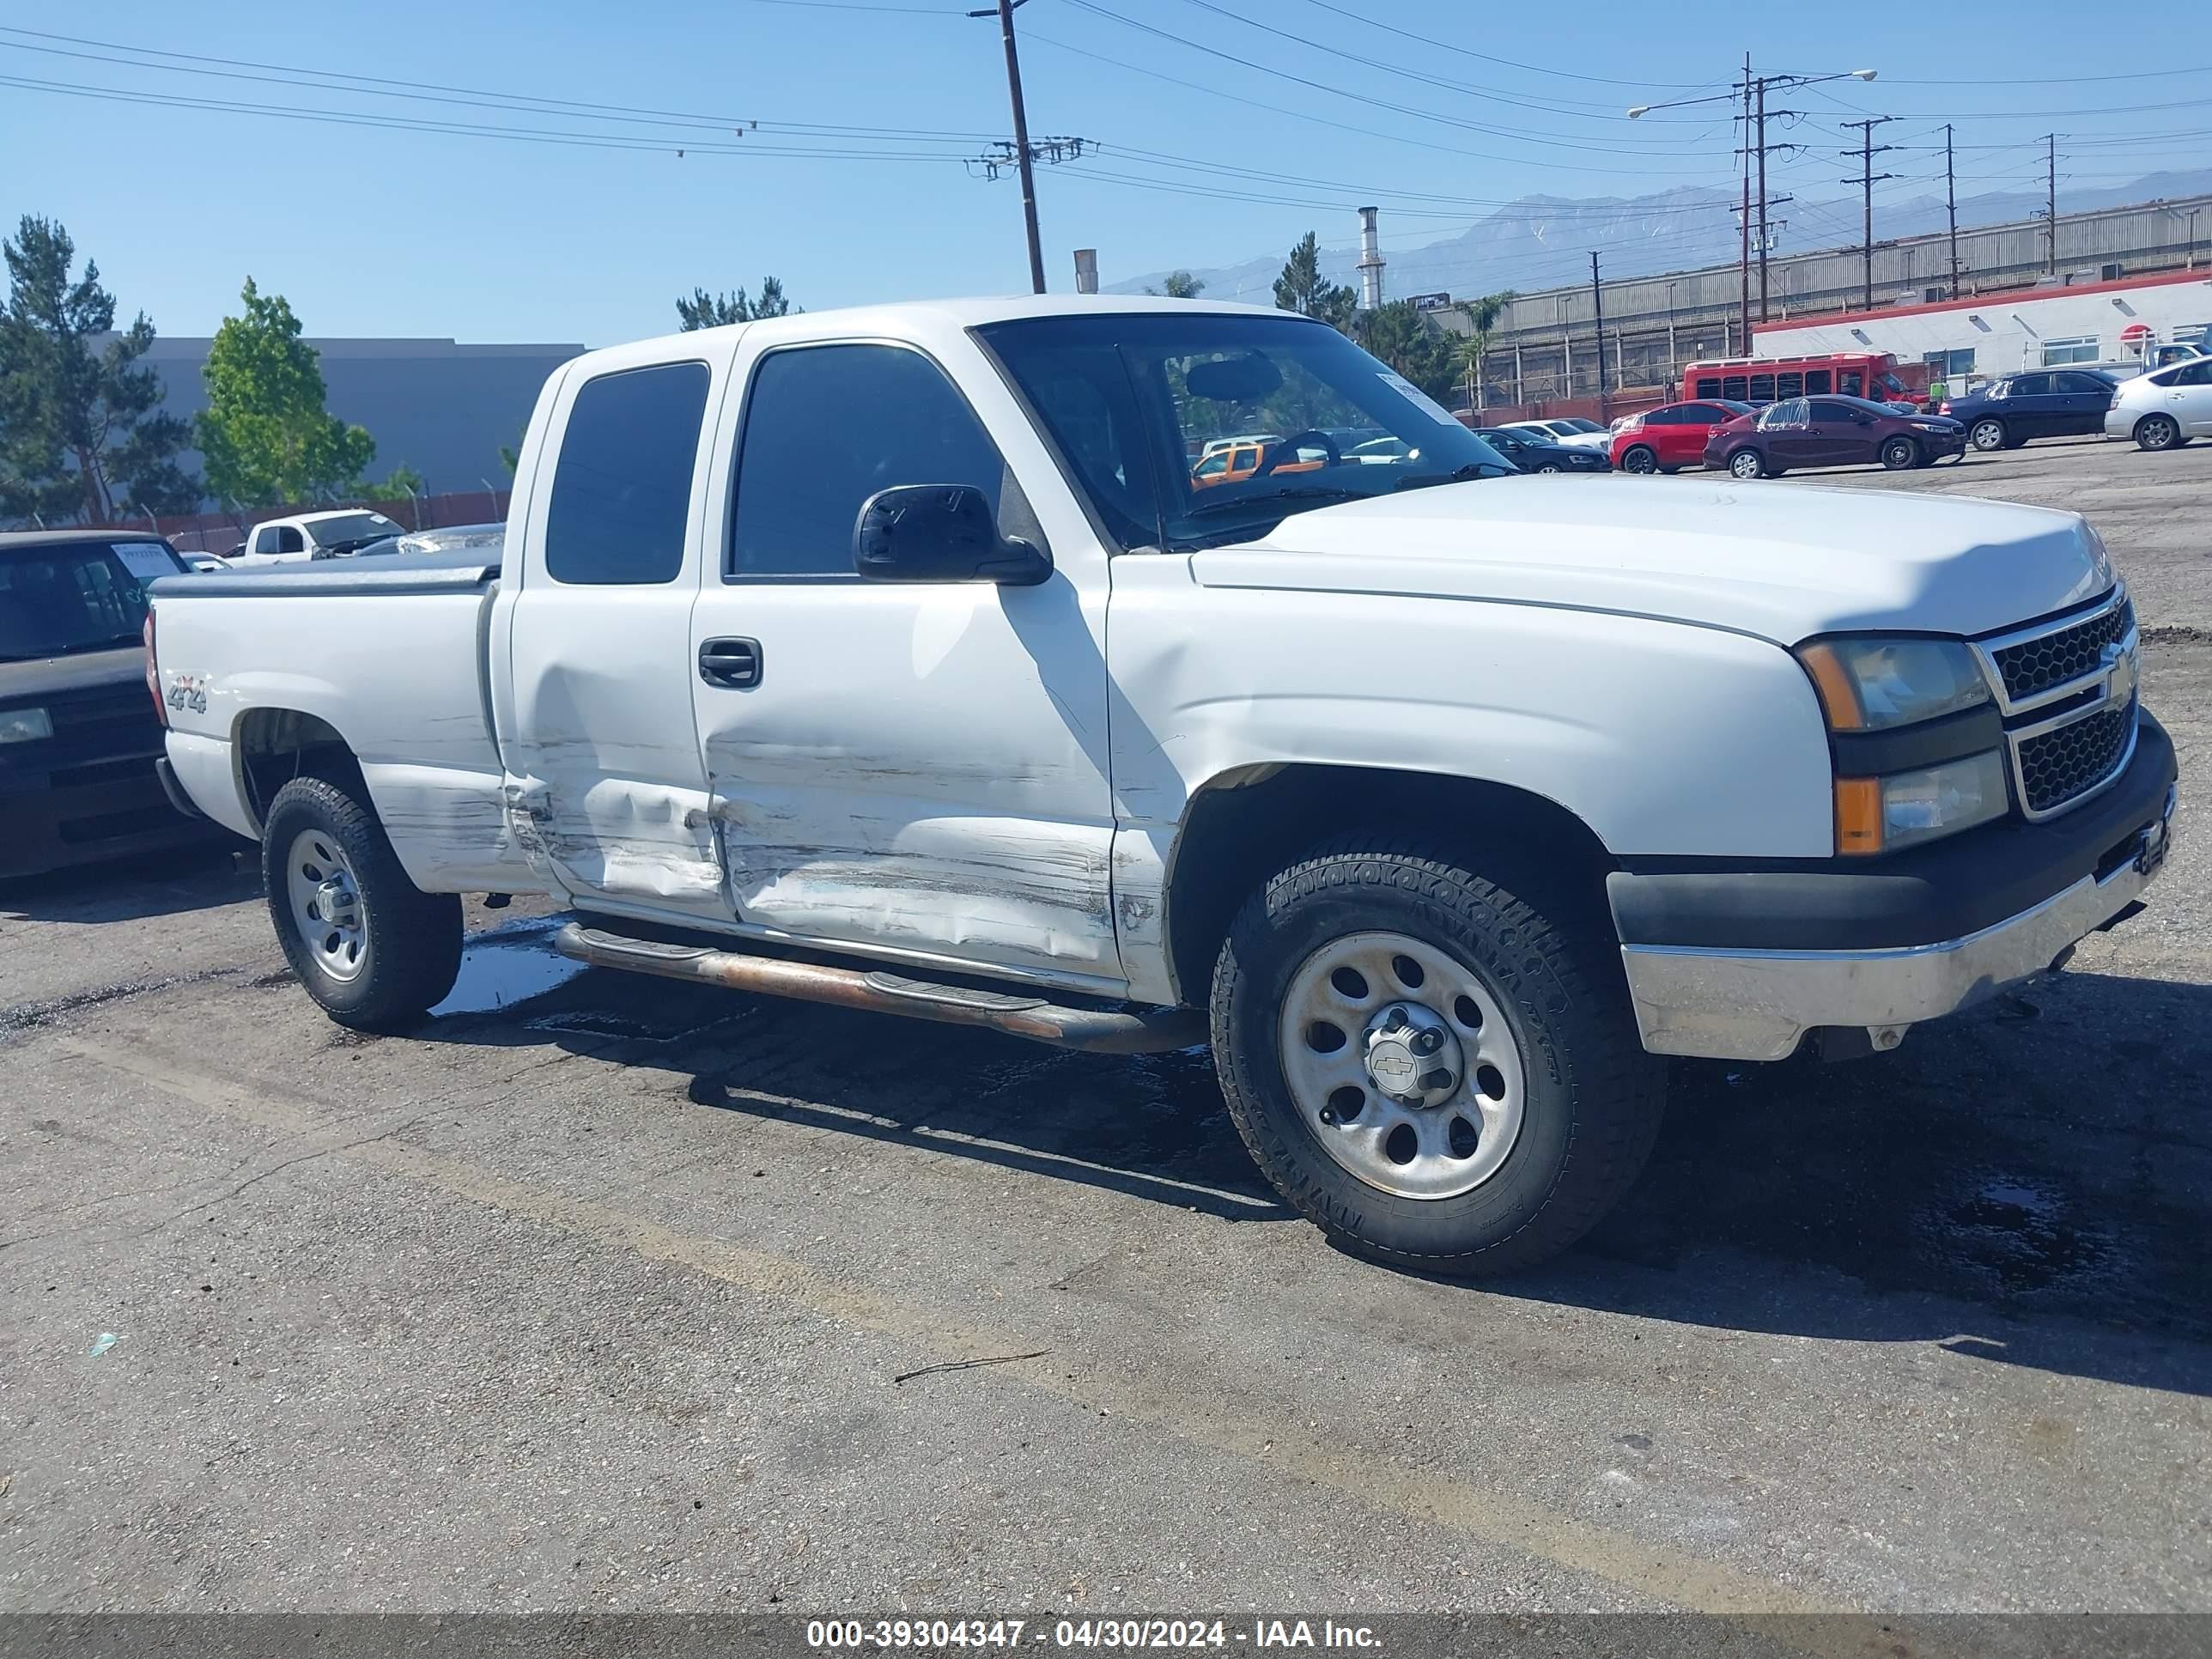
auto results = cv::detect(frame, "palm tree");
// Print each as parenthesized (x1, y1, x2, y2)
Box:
(1451, 290, 1514, 410)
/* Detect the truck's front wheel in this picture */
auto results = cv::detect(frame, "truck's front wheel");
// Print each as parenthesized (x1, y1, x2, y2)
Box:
(1210, 843, 1663, 1275)
(263, 775, 463, 1030)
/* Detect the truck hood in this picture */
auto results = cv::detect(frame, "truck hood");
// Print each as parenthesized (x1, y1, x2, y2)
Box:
(1194, 477, 2113, 644)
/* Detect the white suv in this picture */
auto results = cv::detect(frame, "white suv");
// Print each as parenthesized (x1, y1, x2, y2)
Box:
(2106, 356, 2212, 450)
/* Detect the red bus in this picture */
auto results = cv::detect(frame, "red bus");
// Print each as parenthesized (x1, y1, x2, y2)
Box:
(1681, 351, 1910, 405)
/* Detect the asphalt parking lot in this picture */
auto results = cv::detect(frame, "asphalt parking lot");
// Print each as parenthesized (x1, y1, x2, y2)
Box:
(3, 435, 2210, 1623)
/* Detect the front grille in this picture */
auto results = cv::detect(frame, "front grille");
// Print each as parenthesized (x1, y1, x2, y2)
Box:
(2018, 699, 2136, 815)
(1990, 596, 2133, 702)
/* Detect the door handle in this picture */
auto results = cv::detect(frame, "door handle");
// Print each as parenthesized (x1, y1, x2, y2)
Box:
(699, 636, 763, 690)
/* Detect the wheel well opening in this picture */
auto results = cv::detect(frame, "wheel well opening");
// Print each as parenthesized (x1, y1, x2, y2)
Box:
(236, 708, 362, 830)
(1162, 765, 1618, 1006)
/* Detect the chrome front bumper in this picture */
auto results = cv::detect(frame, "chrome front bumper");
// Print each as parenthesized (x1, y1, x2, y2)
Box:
(1620, 785, 2177, 1061)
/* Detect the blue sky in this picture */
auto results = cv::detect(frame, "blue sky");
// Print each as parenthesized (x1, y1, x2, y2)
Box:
(3, 0, 2205, 346)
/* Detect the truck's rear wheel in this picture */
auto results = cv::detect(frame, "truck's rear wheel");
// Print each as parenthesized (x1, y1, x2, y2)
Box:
(1209, 842, 1664, 1275)
(262, 775, 463, 1030)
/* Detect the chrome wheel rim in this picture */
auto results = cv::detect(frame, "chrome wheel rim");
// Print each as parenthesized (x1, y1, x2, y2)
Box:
(285, 827, 367, 983)
(1970, 421, 2004, 451)
(1729, 452, 1760, 479)
(1277, 930, 1526, 1201)
(2142, 417, 2175, 449)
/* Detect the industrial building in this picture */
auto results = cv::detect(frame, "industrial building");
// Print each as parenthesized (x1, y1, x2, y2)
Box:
(1753, 270, 2211, 383)
(1433, 191, 2212, 413)
(138, 334, 584, 502)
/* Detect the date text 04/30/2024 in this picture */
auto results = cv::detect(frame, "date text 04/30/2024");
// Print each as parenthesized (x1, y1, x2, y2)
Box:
(805, 1620, 1382, 1650)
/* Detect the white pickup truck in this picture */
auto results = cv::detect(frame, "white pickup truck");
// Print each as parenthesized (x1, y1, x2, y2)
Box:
(147, 296, 2178, 1274)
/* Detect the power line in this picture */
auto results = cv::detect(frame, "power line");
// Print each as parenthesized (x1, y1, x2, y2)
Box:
(0, 25, 1000, 140)
(1166, 0, 1691, 118)
(1058, 0, 1723, 146)
(1287, 0, 1717, 90)
(1019, 29, 1733, 175)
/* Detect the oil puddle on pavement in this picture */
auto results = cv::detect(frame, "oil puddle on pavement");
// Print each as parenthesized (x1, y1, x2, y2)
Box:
(430, 915, 586, 1018)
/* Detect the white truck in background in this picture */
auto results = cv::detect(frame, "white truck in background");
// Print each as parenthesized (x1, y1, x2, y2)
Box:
(231, 510, 405, 566)
(146, 296, 2176, 1275)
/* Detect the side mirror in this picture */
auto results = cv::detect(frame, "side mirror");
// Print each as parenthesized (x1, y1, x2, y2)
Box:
(853, 484, 1051, 586)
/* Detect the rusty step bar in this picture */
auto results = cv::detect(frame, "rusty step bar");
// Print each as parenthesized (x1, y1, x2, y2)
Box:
(553, 923, 1205, 1054)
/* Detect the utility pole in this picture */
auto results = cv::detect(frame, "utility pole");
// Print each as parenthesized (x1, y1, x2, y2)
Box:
(2045, 133, 2058, 274)
(973, 0, 1045, 294)
(1841, 117, 1898, 311)
(1590, 251, 1608, 417)
(1738, 53, 1751, 352)
(1944, 124, 1960, 298)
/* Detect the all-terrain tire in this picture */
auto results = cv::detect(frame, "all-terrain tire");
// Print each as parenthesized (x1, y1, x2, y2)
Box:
(262, 775, 464, 1031)
(1209, 841, 1665, 1276)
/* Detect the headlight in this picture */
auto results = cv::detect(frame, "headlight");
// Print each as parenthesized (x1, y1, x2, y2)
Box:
(1796, 636, 1991, 731)
(0, 706, 54, 744)
(1835, 750, 2008, 855)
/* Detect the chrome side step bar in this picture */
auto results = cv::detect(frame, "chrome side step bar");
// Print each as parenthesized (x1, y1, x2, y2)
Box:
(552, 923, 1205, 1054)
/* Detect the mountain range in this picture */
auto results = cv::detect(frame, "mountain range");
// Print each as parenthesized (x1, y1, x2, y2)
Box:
(1109, 169, 2212, 304)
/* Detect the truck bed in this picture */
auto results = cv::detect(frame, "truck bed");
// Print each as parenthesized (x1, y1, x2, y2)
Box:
(150, 550, 533, 890)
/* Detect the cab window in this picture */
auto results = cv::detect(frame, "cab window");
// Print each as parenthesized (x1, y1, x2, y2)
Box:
(730, 343, 1015, 579)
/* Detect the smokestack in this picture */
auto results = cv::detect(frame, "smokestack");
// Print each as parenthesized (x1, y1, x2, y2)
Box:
(1072, 249, 1099, 295)
(1356, 206, 1384, 311)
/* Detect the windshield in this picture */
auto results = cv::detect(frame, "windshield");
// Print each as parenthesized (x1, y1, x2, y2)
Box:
(1877, 371, 1906, 395)
(305, 513, 402, 547)
(0, 539, 179, 662)
(976, 312, 1513, 550)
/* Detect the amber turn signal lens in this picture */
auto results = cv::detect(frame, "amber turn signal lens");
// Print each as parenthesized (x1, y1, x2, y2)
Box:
(1835, 776, 1883, 856)
(1797, 641, 1865, 731)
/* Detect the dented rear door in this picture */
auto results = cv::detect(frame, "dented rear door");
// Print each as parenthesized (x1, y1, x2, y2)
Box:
(501, 342, 733, 921)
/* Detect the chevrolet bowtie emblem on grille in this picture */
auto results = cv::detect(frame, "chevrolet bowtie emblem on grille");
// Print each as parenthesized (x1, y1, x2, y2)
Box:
(2105, 641, 2137, 707)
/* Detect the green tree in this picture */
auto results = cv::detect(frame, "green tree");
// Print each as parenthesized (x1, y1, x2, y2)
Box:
(1146, 270, 1206, 298)
(1449, 289, 1514, 410)
(676, 276, 797, 331)
(360, 462, 423, 501)
(1355, 301, 1462, 406)
(1272, 233, 1356, 331)
(196, 279, 375, 507)
(0, 215, 198, 523)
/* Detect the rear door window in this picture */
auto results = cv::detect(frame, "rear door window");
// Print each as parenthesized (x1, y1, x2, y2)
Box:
(2009, 374, 2052, 398)
(544, 361, 711, 585)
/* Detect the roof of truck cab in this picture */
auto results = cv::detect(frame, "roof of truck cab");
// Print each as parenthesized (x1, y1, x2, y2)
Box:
(589, 294, 1305, 358)
(0, 529, 176, 550)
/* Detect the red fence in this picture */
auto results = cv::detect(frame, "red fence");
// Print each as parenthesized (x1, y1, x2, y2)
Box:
(86, 488, 510, 555)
